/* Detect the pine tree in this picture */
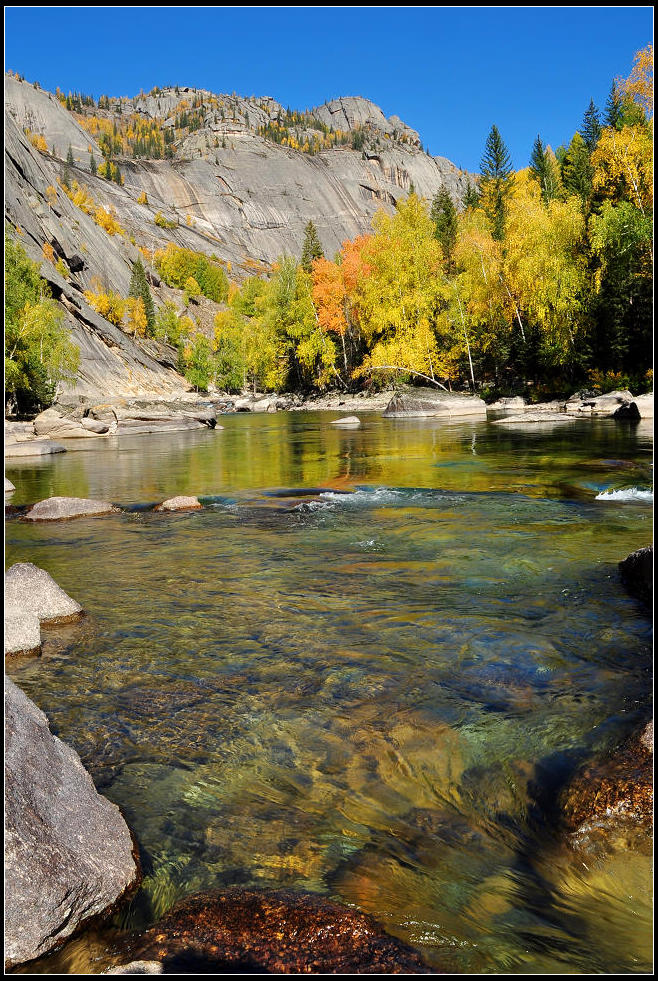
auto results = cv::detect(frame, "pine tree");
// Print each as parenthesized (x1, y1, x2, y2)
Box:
(128, 258, 155, 333)
(580, 99, 602, 153)
(462, 179, 479, 210)
(604, 82, 623, 130)
(560, 132, 593, 205)
(530, 135, 560, 204)
(430, 188, 457, 271)
(479, 125, 514, 240)
(300, 220, 324, 272)
(66, 145, 74, 167)
(89, 153, 97, 175)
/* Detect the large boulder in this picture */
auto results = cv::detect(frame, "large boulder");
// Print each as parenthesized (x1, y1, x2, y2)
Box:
(564, 389, 639, 418)
(383, 387, 486, 418)
(5, 440, 66, 458)
(34, 407, 103, 439)
(25, 496, 117, 521)
(5, 477, 15, 493)
(131, 889, 430, 973)
(4, 677, 140, 968)
(331, 415, 361, 428)
(5, 562, 83, 624)
(631, 392, 653, 419)
(619, 545, 653, 607)
(4, 607, 41, 657)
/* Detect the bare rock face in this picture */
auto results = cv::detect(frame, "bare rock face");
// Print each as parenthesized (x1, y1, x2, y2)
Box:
(5, 439, 67, 458)
(5, 562, 83, 624)
(618, 545, 653, 607)
(4, 677, 140, 969)
(25, 496, 117, 522)
(559, 722, 653, 852)
(383, 387, 487, 418)
(131, 889, 430, 973)
(154, 496, 203, 512)
(4, 606, 41, 657)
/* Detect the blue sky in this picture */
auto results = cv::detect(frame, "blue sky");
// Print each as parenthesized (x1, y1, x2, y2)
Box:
(4, 6, 653, 172)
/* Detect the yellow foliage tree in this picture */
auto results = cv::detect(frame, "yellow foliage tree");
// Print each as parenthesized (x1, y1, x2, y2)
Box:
(124, 296, 148, 337)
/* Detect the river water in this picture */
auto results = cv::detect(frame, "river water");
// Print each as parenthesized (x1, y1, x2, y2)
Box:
(5, 412, 653, 974)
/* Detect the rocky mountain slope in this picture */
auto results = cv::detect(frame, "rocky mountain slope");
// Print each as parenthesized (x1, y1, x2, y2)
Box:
(5, 74, 475, 402)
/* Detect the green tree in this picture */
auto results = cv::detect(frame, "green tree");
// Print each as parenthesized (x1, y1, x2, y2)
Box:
(300, 220, 324, 272)
(560, 132, 593, 206)
(479, 125, 514, 240)
(430, 188, 458, 271)
(89, 152, 97, 175)
(5, 233, 79, 414)
(529, 135, 561, 204)
(579, 99, 602, 152)
(462, 179, 480, 210)
(66, 144, 74, 166)
(128, 258, 156, 333)
(604, 82, 623, 130)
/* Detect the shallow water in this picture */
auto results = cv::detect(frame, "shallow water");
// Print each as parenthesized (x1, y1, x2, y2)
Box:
(5, 412, 653, 974)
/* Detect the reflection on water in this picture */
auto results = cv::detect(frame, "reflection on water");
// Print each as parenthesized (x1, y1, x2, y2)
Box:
(6, 413, 653, 974)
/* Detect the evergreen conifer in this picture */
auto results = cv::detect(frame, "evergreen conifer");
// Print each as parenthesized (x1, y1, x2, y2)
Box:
(300, 220, 324, 272)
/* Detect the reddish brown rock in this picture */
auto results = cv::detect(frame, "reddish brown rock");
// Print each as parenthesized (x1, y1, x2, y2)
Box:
(133, 889, 431, 973)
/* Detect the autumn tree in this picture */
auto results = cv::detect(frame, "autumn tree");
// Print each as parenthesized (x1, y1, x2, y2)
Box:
(128, 258, 156, 333)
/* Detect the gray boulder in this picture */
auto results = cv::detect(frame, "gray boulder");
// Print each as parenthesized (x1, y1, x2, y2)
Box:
(487, 396, 526, 411)
(5, 440, 66, 458)
(5, 562, 83, 625)
(564, 389, 638, 418)
(5, 477, 15, 493)
(331, 415, 361, 428)
(492, 412, 574, 426)
(25, 496, 117, 522)
(154, 496, 203, 512)
(4, 677, 140, 968)
(383, 387, 487, 418)
(34, 407, 103, 439)
(631, 392, 653, 419)
(4, 607, 41, 657)
(619, 545, 653, 607)
(105, 963, 164, 975)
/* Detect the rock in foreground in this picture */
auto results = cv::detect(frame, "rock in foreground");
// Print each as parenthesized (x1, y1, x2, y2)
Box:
(25, 496, 117, 521)
(132, 889, 430, 974)
(331, 415, 361, 428)
(5, 477, 15, 493)
(154, 496, 203, 512)
(5, 439, 67, 458)
(5, 562, 83, 625)
(34, 407, 105, 440)
(619, 545, 653, 607)
(4, 677, 140, 969)
(4, 607, 41, 657)
(383, 387, 486, 418)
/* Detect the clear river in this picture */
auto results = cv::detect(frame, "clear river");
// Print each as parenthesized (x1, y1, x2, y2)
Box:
(5, 411, 653, 974)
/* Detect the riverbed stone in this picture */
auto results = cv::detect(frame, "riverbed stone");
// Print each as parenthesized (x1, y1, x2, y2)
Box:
(631, 392, 653, 419)
(5, 439, 67, 458)
(618, 545, 653, 607)
(331, 415, 361, 427)
(383, 387, 486, 418)
(487, 396, 527, 411)
(25, 496, 117, 521)
(564, 389, 638, 418)
(4, 607, 41, 657)
(4, 677, 141, 969)
(34, 407, 103, 439)
(491, 411, 574, 425)
(559, 722, 653, 852)
(5, 562, 83, 625)
(154, 496, 203, 512)
(132, 889, 430, 973)
(105, 963, 164, 975)
(5, 477, 15, 493)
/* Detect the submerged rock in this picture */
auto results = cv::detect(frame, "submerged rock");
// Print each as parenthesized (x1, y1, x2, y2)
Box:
(4, 606, 41, 657)
(331, 415, 361, 428)
(491, 411, 573, 425)
(559, 722, 653, 852)
(154, 496, 203, 512)
(25, 496, 117, 521)
(619, 545, 653, 607)
(132, 889, 430, 973)
(4, 677, 140, 969)
(383, 387, 486, 418)
(5, 477, 15, 493)
(5, 562, 83, 625)
(105, 963, 164, 975)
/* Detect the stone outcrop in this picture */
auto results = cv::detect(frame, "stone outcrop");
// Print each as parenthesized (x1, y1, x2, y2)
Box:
(4, 607, 41, 657)
(154, 496, 203, 512)
(34, 407, 105, 439)
(131, 889, 430, 973)
(5, 439, 66, 457)
(4, 677, 140, 968)
(383, 387, 487, 418)
(564, 389, 639, 418)
(619, 545, 653, 607)
(559, 721, 653, 851)
(25, 496, 117, 521)
(486, 396, 527, 411)
(5, 562, 83, 624)
(631, 392, 653, 418)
